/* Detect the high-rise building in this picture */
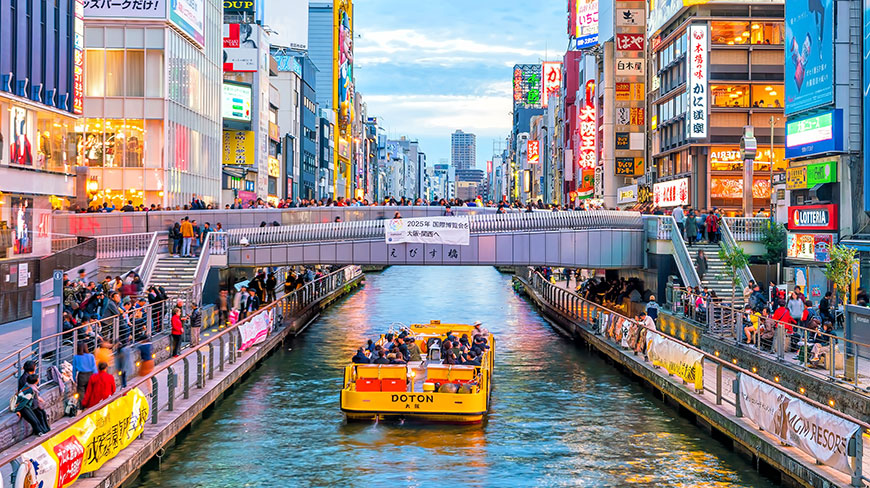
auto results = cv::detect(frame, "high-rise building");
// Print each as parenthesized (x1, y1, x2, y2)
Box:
(451, 130, 476, 170)
(307, 2, 334, 111)
(81, 0, 223, 209)
(270, 48, 303, 202)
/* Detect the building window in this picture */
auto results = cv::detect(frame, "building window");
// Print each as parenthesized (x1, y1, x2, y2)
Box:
(750, 22, 784, 45)
(750, 84, 784, 108)
(105, 50, 125, 96)
(76, 118, 148, 167)
(145, 51, 164, 97)
(86, 50, 105, 96)
(126, 50, 145, 97)
(711, 84, 749, 107)
(711, 21, 750, 45)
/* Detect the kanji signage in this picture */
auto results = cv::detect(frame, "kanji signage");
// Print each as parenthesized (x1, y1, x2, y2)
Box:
(653, 178, 689, 207)
(73, 0, 84, 114)
(84, 0, 165, 17)
(616, 107, 644, 126)
(513, 64, 543, 109)
(615, 59, 644, 76)
(542, 62, 562, 108)
(688, 24, 708, 138)
(527, 140, 540, 164)
(616, 34, 644, 51)
(616, 8, 644, 26)
(577, 80, 596, 170)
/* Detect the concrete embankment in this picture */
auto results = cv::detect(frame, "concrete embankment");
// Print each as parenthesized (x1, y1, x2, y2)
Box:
(73, 274, 363, 488)
(519, 276, 856, 488)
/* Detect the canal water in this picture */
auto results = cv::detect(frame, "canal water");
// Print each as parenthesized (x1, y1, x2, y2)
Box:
(132, 266, 776, 487)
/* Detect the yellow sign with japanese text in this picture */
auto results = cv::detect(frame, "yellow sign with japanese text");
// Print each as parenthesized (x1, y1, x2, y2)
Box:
(17, 388, 149, 488)
(222, 130, 255, 165)
(786, 166, 807, 190)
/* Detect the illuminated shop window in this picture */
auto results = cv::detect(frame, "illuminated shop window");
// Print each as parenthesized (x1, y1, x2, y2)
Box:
(711, 21, 750, 45)
(750, 85, 784, 108)
(750, 22, 784, 45)
(711, 85, 749, 107)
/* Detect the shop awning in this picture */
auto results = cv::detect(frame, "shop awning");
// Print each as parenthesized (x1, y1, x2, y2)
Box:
(222, 167, 247, 179)
(839, 239, 870, 252)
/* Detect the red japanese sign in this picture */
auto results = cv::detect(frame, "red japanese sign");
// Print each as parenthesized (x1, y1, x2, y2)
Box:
(527, 140, 540, 164)
(616, 33, 644, 51)
(542, 61, 562, 108)
(577, 80, 596, 170)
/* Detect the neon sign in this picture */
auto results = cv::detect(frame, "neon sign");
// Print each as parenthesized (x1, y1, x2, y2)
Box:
(578, 80, 596, 170)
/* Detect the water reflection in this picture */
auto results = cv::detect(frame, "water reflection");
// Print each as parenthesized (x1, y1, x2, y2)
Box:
(132, 266, 775, 488)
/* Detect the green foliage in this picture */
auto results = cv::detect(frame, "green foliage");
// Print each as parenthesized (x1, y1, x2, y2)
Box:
(718, 243, 750, 289)
(759, 221, 787, 264)
(824, 244, 858, 303)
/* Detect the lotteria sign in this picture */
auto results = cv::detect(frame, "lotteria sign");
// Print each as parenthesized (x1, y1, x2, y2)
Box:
(788, 204, 838, 231)
(785, 110, 844, 159)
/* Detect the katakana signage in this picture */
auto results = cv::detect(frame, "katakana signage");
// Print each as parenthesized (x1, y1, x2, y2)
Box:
(84, 0, 165, 18)
(688, 24, 708, 139)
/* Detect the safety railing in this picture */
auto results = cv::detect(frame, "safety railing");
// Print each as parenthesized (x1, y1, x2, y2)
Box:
(669, 287, 740, 337)
(140, 232, 168, 286)
(723, 217, 768, 242)
(51, 237, 79, 253)
(190, 233, 228, 305)
(38, 238, 98, 283)
(0, 265, 363, 479)
(519, 268, 867, 485)
(719, 220, 755, 292)
(646, 216, 701, 289)
(226, 210, 644, 247)
(95, 232, 157, 259)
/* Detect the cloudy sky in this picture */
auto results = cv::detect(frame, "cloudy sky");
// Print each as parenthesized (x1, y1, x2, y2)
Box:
(289, 0, 569, 168)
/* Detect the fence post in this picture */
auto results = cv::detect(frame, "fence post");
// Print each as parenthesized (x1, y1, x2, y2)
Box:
(849, 429, 863, 487)
(208, 343, 214, 380)
(196, 350, 204, 388)
(151, 376, 159, 424)
(182, 357, 190, 399)
(775, 325, 785, 361)
(219, 336, 225, 372)
(716, 363, 723, 405)
(167, 366, 176, 411)
(733, 374, 742, 417)
(146, 304, 153, 338)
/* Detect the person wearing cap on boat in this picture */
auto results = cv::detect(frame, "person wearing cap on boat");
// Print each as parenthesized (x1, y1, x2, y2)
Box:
(471, 321, 489, 337)
(405, 337, 422, 362)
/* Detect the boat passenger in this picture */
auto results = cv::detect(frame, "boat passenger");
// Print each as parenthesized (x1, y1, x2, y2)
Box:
(471, 321, 489, 337)
(463, 351, 481, 366)
(352, 348, 370, 364)
(396, 337, 410, 361)
(387, 353, 405, 365)
(373, 351, 390, 364)
(406, 338, 422, 362)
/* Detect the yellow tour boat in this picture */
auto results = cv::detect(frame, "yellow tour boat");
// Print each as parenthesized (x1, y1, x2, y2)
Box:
(340, 320, 494, 423)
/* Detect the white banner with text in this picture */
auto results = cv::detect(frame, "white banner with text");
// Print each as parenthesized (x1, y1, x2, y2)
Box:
(238, 309, 273, 351)
(385, 216, 470, 245)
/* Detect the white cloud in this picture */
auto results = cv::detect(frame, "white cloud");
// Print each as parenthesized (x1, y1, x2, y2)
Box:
(363, 94, 512, 134)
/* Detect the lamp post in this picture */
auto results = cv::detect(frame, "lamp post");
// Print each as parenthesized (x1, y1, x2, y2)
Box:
(769, 115, 779, 221)
(740, 125, 758, 217)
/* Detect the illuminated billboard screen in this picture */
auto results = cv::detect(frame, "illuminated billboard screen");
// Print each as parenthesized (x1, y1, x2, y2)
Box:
(513, 64, 542, 109)
(785, 110, 843, 159)
(222, 82, 252, 122)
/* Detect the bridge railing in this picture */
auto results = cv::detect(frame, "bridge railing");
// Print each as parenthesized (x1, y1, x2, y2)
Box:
(645, 215, 701, 289)
(723, 217, 768, 242)
(0, 265, 363, 480)
(520, 268, 867, 485)
(719, 219, 755, 290)
(226, 210, 644, 247)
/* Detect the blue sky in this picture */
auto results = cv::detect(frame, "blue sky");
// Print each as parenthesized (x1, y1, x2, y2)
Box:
(331, 0, 568, 168)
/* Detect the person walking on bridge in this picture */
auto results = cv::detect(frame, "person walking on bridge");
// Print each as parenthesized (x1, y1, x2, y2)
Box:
(672, 205, 685, 237)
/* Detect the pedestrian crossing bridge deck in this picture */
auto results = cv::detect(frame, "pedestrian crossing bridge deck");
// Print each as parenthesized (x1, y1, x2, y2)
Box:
(223, 210, 647, 268)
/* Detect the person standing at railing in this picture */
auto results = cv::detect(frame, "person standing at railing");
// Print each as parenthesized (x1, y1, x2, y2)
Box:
(265, 272, 277, 303)
(189, 302, 202, 347)
(72, 342, 97, 401)
(170, 307, 184, 357)
(672, 205, 685, 237)
(180, 217, 195, 258)
(819, 291, 835, 324)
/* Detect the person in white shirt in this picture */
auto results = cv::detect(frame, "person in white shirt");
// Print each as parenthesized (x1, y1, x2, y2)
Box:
(672, 205, 685, 237)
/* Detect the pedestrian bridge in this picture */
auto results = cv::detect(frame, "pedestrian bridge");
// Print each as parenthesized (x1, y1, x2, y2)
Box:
(224, 211, 647, 269)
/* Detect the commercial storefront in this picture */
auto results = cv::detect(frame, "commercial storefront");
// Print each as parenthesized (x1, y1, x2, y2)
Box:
(785, 203, 837, 305)
(649, 4, 786, 214)
(82, 0, 223, 208)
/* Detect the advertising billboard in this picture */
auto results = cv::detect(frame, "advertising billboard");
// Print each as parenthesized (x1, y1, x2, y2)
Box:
(687, 24, 708, 138)
(653, 178, 689, 207)
(572, 0, 599, 48)
(527, 140, 540, 164)
(541, 62, 562, 108)
(84, 0, 165, 17)
(578, 80, 596, 170)
(222, 82, 252, 122)
(336, 4, 354, 130)
(785, 0, 834, 115)
(785, 109, 843, 159)
(788, 204, 838, 231)
(170, 0, 205, 47)
(787, 233, 834, 261)
(73, 0, 84, 114)
(224, 0, 255, 14)
(647, 0, 683, 38)
(222, 130, 255, 165)
(282, 0, 309, 51)
(512, 64, 543, 109)
(223, 24, 259, 72)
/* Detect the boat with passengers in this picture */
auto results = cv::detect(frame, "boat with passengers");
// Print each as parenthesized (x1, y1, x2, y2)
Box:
(340, 320, 494, 423)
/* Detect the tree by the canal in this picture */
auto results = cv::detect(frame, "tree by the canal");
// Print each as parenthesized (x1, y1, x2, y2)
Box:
(824, 243, 858, 313)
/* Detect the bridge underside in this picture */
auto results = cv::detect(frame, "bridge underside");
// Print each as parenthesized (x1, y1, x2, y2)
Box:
(228, 229, 645, 269)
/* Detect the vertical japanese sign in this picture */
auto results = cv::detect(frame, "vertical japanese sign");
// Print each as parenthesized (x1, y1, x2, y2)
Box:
(541, 61, 562, 108)
(512, 64, 543, 109)
(73, 0, 84, 114)
(613, 0, 646, 186)
(527, 140, 540, 164)
(572, 0, 600, 49)
(785, 0, 833, 114)
(688, 24, 708, 139)
(578, 80, 596, 198)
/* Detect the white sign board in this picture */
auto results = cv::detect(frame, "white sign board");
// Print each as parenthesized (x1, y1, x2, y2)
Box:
(688, 24, 709, 138)
(385, 217, 470, 246)
(653, 178, 689, 207)
(84, 0, 165, 18)
(738, 373, 859, 475)
(615, 59, 645, 77)
(238, 309, 272, 350)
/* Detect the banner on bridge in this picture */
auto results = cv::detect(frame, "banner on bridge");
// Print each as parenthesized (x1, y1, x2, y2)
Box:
(738, 373, 859, 475)
(646, 333, 704, 391)
(385, 216, 470, 246)
(17, 388, 149, 488)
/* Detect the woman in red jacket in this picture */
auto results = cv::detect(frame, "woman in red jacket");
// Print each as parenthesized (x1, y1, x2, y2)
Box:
(171, 307, 184, 357)
(82, 362, 116, 409)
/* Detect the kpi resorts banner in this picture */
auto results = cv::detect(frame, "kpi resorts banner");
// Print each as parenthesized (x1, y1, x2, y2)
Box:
(646, 333, 704, 391)
(385, 216, 470, 246)
(17, 388, 149, 488)
(238, 308, 273, 351)
(738, 373, 860, 475)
